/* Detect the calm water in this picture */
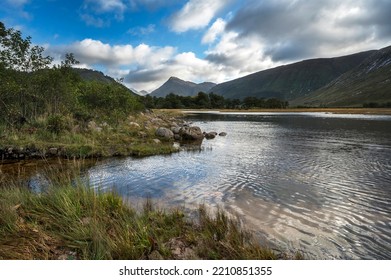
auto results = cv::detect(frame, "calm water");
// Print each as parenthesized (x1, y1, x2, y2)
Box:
(5, 112, 391, 259)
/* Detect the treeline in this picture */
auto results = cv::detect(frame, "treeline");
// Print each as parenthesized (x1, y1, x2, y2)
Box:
(363, 102, 391, 108)
(141, 92, 289, 109)
(0, 22, 143, 130)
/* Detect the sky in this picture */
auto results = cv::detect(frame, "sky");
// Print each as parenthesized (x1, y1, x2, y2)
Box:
(1, 0, 391, 92)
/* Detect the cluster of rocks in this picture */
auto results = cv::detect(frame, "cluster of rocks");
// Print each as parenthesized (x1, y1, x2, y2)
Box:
(155, 123, 226, 142)
(0, 146, 63, 161)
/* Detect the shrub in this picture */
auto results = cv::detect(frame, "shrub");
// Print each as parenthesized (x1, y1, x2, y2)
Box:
(46, 114, 68, 134)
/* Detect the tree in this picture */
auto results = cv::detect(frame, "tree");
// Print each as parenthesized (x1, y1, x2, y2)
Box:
(0, 21, 53, 72)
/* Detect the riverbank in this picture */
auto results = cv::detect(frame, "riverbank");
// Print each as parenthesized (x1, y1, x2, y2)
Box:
(0, 111, 185, 163)
(0, 180, 300, 260)
(180, 108, 391, 115)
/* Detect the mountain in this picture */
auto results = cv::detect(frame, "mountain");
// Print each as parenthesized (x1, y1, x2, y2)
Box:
(72, 68, 138, 96)
(209, 51, 375, 101)
(73, 68, 118, 84)
(131, 88, 150, 96)
(291, 46, 391, 107)
(151, 76, 216, 97)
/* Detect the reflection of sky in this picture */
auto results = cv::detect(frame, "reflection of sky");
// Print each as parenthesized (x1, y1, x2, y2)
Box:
(85, 113, 391, 259)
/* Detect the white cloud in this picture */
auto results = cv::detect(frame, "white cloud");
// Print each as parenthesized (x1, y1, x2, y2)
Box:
(169, 0, 230, 33)
(226, 0, 391, 61)
(83, 0, 126, 14)
(202, 18, 226, 44)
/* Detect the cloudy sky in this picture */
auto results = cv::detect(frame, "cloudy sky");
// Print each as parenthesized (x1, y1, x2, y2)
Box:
(1, 0, 391, 92)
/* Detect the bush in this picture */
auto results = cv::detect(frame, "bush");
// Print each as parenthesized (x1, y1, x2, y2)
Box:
(46, 114, 68, 134)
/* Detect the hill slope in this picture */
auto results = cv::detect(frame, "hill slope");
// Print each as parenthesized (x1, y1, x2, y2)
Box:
(291, 46, 391, 107)
(210, 51, 374, 100)
(72, 68, 137, 96)
(151, 76, 216, 97)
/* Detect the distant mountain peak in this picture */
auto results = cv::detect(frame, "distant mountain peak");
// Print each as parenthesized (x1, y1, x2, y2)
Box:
(151, 77, 216, 97)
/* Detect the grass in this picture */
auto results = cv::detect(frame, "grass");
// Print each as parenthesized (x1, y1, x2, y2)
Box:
(0, 111, 182, 160)
(0, 177, 298, 260)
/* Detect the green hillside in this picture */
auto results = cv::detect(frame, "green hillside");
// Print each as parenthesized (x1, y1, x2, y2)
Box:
(210, 51, 374, 100)
(291, 46, 391, 107)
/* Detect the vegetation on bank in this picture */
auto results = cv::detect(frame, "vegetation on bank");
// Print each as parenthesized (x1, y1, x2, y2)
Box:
(0, 177, 300, 260)
(141, 92, 289, 110)
(0, 22, 183, 159)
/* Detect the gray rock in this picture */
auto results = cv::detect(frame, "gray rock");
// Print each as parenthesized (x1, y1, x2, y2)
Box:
(155, 127, 174, 139)
(171, 126, 181, 134)
(219, 132, 227, 136)
(179, 126, 204, 141)
(204, 132, 216, 140)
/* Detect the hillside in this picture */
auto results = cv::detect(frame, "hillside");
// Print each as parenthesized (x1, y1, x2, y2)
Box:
(209, 51, 374, 100)
(291, 46, 391, 107)
(151, 76, 216, 97)
(73, 68, 138, 96)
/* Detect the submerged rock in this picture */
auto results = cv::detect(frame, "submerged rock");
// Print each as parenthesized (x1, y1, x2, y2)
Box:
(204, 132, 216, 140)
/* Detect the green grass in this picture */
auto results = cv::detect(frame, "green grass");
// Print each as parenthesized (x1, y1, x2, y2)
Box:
(0, 180, 298, 260)
(0, 111, 181, 159)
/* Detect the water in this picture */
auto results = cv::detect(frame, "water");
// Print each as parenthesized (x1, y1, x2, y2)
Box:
(3, 112, 391, 259)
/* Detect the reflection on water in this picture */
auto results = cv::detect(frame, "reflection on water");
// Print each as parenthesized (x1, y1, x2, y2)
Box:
(2, 112, 391, 259)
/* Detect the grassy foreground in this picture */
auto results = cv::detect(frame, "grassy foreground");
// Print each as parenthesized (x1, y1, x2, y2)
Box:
(0, 181, 300, 260)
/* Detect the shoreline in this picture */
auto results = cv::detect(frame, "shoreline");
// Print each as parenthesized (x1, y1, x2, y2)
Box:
(177, 108, 391, 115)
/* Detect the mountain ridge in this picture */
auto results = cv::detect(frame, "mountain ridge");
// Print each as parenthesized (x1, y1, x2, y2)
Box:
(209, 50, 375, 101)
(291, 45, 391, 107)
(150, 76, 216, 97)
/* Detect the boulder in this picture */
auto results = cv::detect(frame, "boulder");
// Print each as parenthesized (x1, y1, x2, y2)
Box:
(155, 127, 174, 139)
(204, 132, 216, 140)
(219, 132, 227, 136)
(171, 126, 181, 134)
(179, 126, 204, 141)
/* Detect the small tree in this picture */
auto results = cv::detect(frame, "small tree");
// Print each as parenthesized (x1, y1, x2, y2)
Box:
(0, 21, 53, 72)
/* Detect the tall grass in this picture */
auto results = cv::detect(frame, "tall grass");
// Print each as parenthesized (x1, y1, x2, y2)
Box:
(0, 178, 298, 260)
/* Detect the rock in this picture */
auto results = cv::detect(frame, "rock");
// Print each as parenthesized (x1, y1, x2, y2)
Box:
(219, 132, 227, 136)
(165, 238, 197, 260)
(152, 139, 161, 144)
(204, 132, 216, 140)
(129, 122, 140, 128)
(171, 126, 181, 134)
(174, 134, 181, 141)
(88, 121, 102, 132)
(179, 126, 204, 141)
(149, 250, 164, 260)
(48, 147, 58, 155)
(155, 127, 174, 139)
(138, 131, 148, 138)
